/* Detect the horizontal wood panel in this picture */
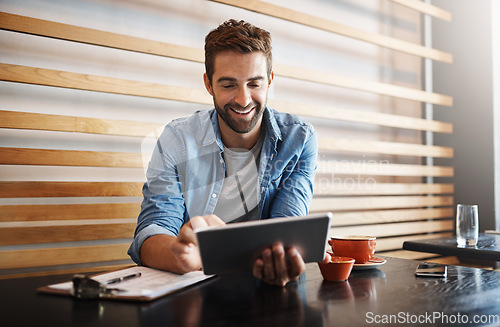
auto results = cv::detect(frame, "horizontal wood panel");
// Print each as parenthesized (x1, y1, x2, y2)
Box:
(269, 100, 453, 134)
(0, 109, 76, 132)
(274, 64, 453, 106)
(0, 143, 452, 169)
(315, 182, 454, 196)
(0, 108, 453, 157)
(318, 138, 453, 158)
(0, 109, 454, 144)
(0, 223, 135, 245)
(0, 147, 144, 168)
(0, 203, 140, 222)
(317, 161, 454, 177)
(329, 219, 454, 238)
(0, 63, 213, 104)
(331, 208, 454, 227)
(1, 102, 453, 136)
(0, 110, 162, 137)
(0, 12, 453, 106)
(1, 150, 454, 177)
(0, 12, 205, 63)
(388, 0, 451, 21)
(0, 181, 143, 198)
(311, 195, 454, 211)
(0, 202, 454, 224)
(0, 243, 130, 269)
(5, 183, 448, 204)
(210, 0, 453, 63)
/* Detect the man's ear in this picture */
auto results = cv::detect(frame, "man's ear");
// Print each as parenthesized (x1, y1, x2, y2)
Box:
(203, 73, 214, 96)
(268, 71, 274, 87)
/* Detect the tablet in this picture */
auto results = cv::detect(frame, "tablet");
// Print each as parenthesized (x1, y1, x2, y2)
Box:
(195, 212, 332, 275)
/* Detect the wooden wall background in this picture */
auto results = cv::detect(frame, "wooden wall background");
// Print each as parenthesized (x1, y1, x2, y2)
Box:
(0, 0, 454, 278)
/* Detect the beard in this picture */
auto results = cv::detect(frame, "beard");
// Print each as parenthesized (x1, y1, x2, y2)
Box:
(214, 99, 265, 134)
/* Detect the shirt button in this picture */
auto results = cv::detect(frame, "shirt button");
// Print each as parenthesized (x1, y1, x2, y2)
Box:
(220, 159, 223, 164)
(212, 193, 217, 198)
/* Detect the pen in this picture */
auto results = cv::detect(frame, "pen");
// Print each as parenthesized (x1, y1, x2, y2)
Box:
(104, 272, 141, 285)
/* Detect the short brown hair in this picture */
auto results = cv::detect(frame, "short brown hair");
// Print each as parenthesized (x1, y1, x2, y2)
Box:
(204, 19, 272, 84)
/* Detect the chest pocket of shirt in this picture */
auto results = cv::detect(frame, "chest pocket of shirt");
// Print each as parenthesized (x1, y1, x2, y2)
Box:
(269, 168, 293, 191)
(272, 156, 299, 190)
(270, 173, 282, 185)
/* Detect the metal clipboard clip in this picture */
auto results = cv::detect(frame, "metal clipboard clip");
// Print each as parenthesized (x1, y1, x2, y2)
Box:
(72, 274, 123, 299)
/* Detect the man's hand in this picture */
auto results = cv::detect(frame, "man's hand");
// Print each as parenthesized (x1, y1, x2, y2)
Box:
(141, 214, 225, 274)
(171, 214, 225, 273)
(252, 243, 305, 287)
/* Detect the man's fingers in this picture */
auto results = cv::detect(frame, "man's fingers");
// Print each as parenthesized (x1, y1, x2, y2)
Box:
(321, 252, 332, 264)
(188, 216, 209, 232)
(252, 258, 264, 280)
(177, 222, 197, 245)
(171, 240, 194, 256)
(178, 215, 226, 246)
(203, 214, 226, 226)
(272, 243, 287, 282)
(256, 244, 306, 286)
(287, 247, 305, 279)
(170, 241, 201, 273)
(189, 215, 225, 232)
(262, 248, 275, 281)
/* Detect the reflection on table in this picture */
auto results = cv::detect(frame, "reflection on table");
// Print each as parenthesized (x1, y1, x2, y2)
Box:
(2, 257, 500, 326)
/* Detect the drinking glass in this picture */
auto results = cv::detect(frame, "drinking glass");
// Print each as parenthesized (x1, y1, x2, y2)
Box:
(456, 204, 479, 247)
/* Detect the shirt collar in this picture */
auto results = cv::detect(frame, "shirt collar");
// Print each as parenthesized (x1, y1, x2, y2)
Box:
(262, 106, 282, 143)
(208, 109, 224, 150)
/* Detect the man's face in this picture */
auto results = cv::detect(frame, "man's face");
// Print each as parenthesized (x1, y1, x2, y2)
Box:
(204, 51, 273, 136)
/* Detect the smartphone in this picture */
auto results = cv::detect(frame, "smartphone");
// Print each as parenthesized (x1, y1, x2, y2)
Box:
(415, 264, 447, 278)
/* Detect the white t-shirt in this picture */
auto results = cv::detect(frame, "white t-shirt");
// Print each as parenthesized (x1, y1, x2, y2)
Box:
(213, 136, 263, 223)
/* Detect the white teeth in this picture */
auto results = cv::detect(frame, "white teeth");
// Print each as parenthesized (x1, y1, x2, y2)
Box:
(232, 107, 253, 114)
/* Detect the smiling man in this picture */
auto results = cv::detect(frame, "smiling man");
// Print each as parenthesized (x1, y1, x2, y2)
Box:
(128, 19, 318, 287)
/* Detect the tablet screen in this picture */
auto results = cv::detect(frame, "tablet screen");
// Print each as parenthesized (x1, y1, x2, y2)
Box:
(195, 212, 332, 275)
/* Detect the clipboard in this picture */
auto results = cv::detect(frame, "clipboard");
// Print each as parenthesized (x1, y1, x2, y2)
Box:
(38, 266, 214, 302)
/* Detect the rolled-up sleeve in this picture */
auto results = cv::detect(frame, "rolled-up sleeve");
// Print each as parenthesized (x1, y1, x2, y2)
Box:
(128, 126, 187, 265)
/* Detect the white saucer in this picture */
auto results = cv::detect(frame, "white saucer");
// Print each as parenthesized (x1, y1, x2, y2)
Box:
(352, 257, 387, 270)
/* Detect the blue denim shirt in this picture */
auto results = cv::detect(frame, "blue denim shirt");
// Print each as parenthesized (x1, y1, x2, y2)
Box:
(128, 106, 317, 264)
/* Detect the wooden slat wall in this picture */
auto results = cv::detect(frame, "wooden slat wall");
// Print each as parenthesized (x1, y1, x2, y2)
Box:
(0, 0, 454, 278)
(387, 0, 452, 21)
(209, 0, 453, 63)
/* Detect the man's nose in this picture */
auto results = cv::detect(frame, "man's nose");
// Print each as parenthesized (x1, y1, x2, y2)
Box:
(234, 86, 252, 108)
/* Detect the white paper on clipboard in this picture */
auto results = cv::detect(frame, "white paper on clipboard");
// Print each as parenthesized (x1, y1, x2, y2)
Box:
(45, 266, 213, 301)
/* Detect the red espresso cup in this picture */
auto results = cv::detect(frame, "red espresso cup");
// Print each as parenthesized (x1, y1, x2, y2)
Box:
(317, 256, 355, 281)
(330, 235, 376, 264)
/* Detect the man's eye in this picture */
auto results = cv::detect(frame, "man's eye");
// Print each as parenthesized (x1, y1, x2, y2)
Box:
(222, 84, 235, 89)
(249, 84, 261, 88)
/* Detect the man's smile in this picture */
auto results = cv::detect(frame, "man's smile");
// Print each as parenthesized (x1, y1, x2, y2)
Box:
(230, 106, 255, 115)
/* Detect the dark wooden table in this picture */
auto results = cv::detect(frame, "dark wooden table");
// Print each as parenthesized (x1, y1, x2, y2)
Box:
(403, 233, 500, 268)
(2, 257, 500, 326)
